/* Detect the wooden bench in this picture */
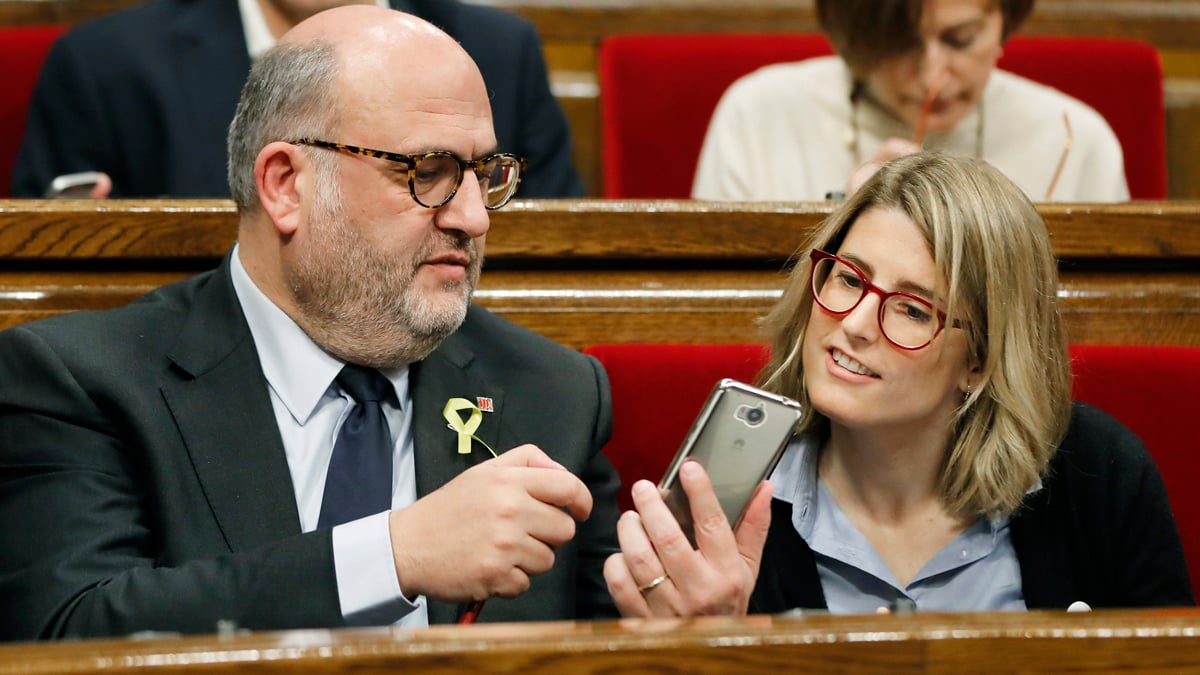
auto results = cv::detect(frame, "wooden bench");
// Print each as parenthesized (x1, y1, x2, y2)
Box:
(2, 0, 1200, 199)
(1, 609, 1200, 672)
(1, 199, 1198, 347)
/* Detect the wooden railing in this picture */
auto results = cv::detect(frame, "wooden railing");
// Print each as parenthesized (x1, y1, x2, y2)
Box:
(1, 199, 1198, 347)
(4, 0, 1198, 49)
(1, 609, 1199, 673)
(3, 0, 1200, 199)
(494, 0, 1200, 47)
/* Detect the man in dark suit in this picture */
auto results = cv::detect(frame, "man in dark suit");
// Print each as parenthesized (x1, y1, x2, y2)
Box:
(11, 0, 584, 198)
(0, 6, 615, 640)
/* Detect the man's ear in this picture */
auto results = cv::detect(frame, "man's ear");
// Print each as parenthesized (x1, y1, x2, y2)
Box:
(255, 141, 306, 236)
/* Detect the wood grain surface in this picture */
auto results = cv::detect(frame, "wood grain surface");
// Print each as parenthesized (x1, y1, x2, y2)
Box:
(1, 200, 1196, 346)
(1, 609, 1198, 674)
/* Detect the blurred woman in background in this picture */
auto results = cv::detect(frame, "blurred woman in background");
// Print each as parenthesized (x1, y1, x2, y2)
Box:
(692, 0, 1129, 202)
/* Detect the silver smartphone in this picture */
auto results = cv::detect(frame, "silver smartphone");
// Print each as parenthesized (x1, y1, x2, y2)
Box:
(44, 171, 102, 198)
(658, 378, 803, 546)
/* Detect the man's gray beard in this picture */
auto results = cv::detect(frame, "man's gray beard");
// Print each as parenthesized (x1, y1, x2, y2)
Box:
(287, 189, 479, 368)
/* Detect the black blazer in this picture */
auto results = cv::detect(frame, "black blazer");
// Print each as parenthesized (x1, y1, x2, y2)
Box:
(11, 0, 583, 198)
(751, 403, 1195, 612)
(0, 256, 619, 640)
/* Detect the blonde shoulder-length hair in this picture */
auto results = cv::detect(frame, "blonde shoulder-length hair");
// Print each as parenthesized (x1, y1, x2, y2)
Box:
(758, 152, 1071, 518)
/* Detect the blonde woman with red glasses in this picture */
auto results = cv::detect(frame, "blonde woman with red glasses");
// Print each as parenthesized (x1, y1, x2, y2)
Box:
(606, 153, 1190, 617)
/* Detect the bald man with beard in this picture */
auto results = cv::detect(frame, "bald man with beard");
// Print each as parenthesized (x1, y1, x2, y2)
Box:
(0, 7, 614, 640)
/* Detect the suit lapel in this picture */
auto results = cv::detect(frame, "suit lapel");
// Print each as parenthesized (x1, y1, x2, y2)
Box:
(166, 1, 251, 195)
(409, 324, 507, 624)
(163, 256, 301, 553)
(410, 332, 507, 498)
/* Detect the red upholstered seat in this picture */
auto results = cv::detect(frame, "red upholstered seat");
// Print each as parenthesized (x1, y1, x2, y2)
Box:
(1067, 344, 1200, 594)
(598, 33, 1165, 199)
(0, 24, 67, 197)
(999, 37, 1166, 200)
(599, 33, 834, 200)
(587, 343, 770, 513)
(585, 342, 1199, 598)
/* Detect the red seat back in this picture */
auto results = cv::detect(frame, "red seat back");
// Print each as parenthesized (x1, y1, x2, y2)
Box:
(1068, 344, 1200, 594)
(598, 33, 1165, 199)
(0, 24, 67, 197)
(586, 343, 770, 511)
(999, 36, 1165, 200)
(599, 33, 833, 199)
(586, 342, 1199, 598)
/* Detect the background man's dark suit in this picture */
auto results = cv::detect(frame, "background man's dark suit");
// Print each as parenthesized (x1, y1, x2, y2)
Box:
(0, 256, 619, 640)
(11, 0, 584, 198)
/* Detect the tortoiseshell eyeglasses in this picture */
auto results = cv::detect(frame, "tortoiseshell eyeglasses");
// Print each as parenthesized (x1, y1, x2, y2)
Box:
(291, 139, 527, 210)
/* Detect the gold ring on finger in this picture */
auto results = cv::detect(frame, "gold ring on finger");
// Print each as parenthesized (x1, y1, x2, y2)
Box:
(638, 573, 669, 593)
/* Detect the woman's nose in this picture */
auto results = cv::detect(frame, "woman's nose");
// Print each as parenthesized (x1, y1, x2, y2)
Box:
(840, 292, 884, 342)
(918, 42, 950, 91)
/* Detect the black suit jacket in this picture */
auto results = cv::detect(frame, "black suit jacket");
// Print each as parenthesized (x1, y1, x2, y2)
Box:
(751, 403, 1195, 612)
(0, 256, 619, 640)
(11, 0, 583, 198)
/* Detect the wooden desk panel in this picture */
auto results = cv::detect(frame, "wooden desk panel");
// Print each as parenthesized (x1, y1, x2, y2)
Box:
(3, 199, 1200, 260)
(1, 200, 1196, 346)
(4, 1, 1199, 49)
(0, 270, 187, 330)
(3, 269, 1196, 347)
(0, 200, 235, 259)
(0, 610, 1198, 674)
(480, 270, 1200, 348)
(486, 0, 1200, 49)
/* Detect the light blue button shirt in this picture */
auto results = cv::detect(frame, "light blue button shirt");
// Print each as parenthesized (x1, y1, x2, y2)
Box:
(231, 246, 425, 627)
(770, 434, 1027, 613)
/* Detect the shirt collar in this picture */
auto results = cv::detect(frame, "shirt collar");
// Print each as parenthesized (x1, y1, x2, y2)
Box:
(230, 244, 409, 424)
(769, 434, 822, 538)
(770, 433, 1035, 536)
(239, 0, 391, 61)
(238, 0, 275, 61)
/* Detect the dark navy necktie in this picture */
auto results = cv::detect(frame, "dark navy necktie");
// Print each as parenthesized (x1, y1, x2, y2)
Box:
(318, 365, 395, 529)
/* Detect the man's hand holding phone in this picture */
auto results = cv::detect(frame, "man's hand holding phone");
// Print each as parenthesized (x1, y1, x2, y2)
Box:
(603, 463, 773, 617)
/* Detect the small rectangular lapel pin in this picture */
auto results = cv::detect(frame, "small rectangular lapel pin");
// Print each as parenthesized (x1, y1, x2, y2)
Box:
(476, 396, 494, 413)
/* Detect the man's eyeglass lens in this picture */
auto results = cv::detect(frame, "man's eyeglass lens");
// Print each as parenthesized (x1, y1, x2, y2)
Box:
(412, 153, 523, 209)
(292, 140, 524, 210)
(811, 254, 942, 349)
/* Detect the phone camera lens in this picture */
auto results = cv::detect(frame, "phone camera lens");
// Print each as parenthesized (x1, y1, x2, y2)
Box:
(736, 403, 767, 427)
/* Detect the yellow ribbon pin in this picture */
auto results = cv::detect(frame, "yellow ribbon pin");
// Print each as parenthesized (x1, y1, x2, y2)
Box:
(443, 398, 496, 457)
